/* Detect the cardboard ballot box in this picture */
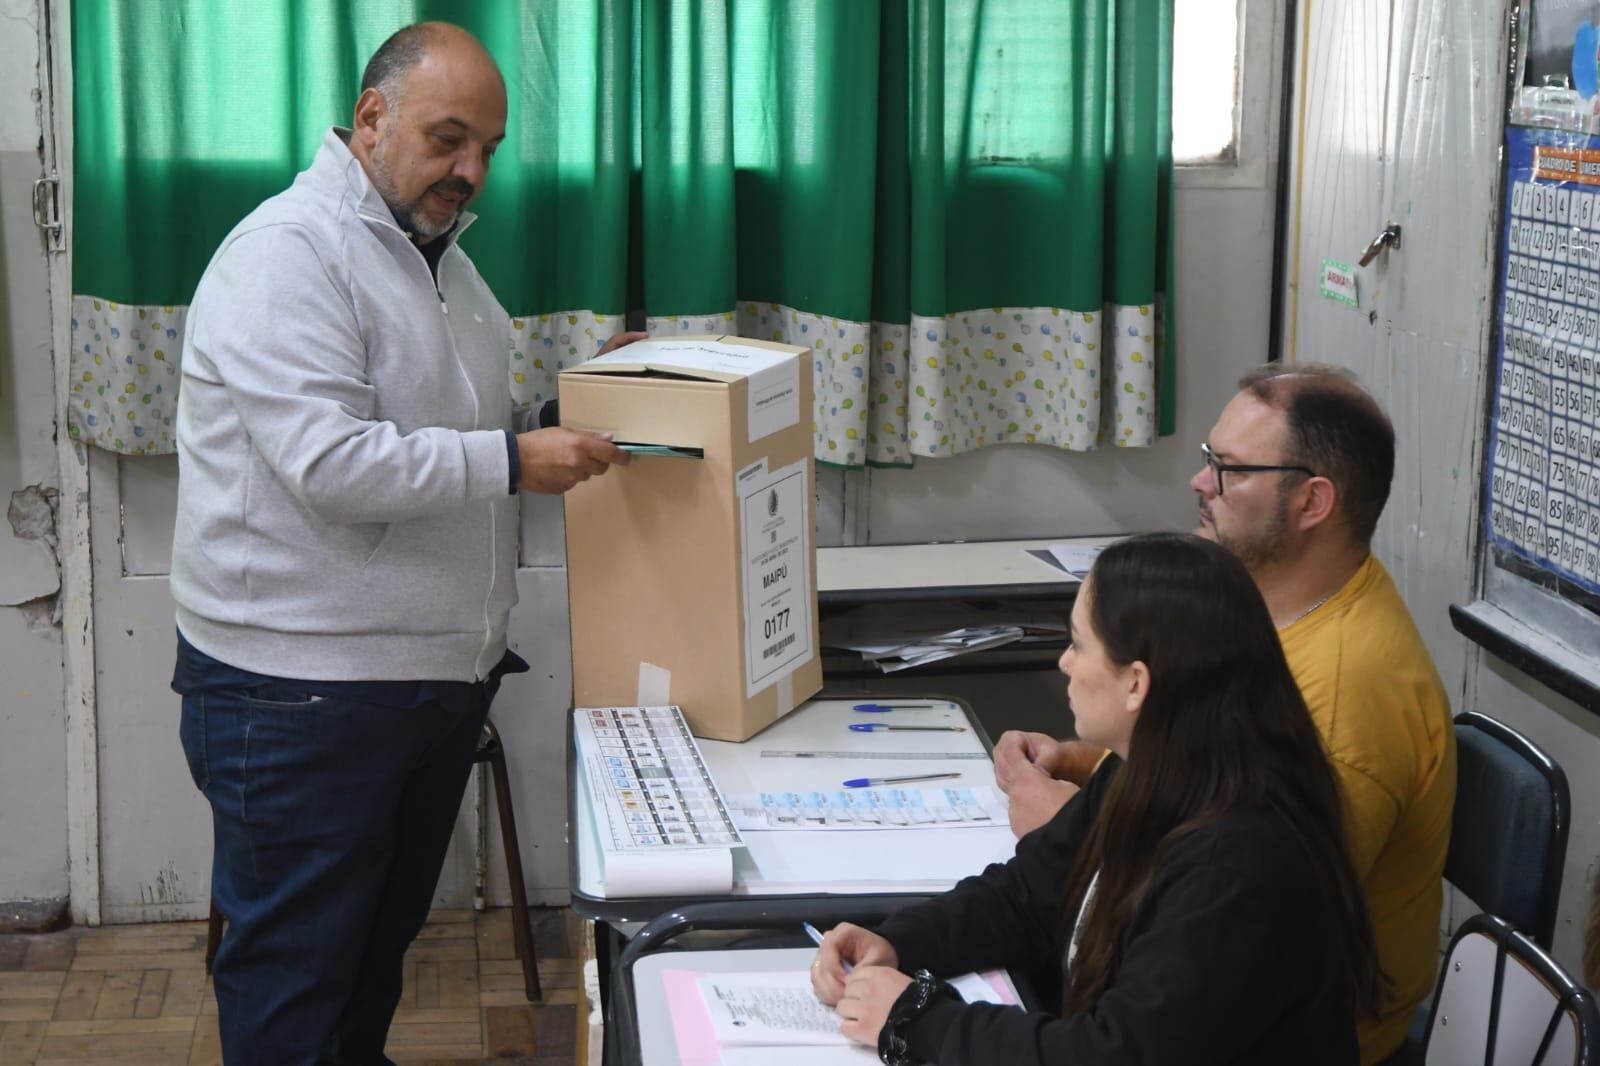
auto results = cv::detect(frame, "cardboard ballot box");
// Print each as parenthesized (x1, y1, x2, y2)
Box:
(560, 336, 822, 741)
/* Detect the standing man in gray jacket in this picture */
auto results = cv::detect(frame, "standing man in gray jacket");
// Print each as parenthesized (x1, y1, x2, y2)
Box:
(170, 22, 636, 1064)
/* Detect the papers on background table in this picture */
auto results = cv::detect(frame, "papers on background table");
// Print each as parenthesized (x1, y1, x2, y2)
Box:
(573, 706, 746, 898)
(1025, 541, 1106, 578)
(725, 786, 1008, 831)
(849, 625, 1027, 672)
(822, 602, 1069, 673)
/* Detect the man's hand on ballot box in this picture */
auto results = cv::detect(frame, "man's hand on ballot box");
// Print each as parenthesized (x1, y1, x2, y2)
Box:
(516, 427, 630, 494)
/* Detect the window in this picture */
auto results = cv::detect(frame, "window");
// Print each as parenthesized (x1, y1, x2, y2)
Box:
(1173, 0, 1241, 164)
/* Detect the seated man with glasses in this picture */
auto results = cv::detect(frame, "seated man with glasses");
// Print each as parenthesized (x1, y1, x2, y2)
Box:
(993, 363, 1456, 1065)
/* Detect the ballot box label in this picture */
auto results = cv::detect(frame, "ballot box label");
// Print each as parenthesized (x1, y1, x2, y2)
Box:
(738, 458, 814, 696)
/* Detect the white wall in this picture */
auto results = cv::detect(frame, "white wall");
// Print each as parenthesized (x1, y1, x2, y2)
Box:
(0, 0, 69, 907)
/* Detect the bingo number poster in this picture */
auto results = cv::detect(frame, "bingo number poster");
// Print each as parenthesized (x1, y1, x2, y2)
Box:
(1487, 126, 1600, 594)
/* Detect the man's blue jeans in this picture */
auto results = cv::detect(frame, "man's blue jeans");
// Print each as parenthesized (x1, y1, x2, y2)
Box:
(178, 668, 495, 1064)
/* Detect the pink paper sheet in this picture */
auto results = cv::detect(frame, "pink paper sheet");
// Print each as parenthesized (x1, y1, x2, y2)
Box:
(978, 968, 1022, 1006)
(660, 968, 721, 1066)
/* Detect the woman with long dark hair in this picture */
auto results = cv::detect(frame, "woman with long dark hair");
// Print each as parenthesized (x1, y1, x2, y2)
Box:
(812, 533, 1385, 1064)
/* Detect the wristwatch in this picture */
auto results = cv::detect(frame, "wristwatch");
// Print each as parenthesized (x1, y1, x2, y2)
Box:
(878, 968, 958, 1066)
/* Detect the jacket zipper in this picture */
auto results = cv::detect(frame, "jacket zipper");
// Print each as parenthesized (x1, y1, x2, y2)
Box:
(359, 210, 499, 680)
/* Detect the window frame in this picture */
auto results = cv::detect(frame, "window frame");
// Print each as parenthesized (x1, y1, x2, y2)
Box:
(1175, 0, 1273, 191)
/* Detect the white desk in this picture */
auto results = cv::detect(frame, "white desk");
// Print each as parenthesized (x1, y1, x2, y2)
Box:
(567, 692, 1014, 924)
(816, 535, 1118, 606)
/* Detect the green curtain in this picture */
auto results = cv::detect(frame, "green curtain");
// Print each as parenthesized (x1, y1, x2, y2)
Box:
(72, 0, 634, 313)
(70, 0, 1173, 461)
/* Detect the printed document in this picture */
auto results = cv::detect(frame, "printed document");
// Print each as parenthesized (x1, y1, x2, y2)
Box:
(698, 971, 851, 1046)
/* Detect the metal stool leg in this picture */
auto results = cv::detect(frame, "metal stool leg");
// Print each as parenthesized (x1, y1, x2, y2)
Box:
(482, 721, 541, 1002)
(205, 899, 223, 975)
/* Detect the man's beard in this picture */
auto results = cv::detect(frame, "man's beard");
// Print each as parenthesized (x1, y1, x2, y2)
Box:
(1212, 488, 1293, 571)
(371, 136, 471, 241)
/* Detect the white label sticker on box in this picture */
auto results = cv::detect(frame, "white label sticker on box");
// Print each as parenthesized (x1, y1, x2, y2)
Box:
(745, 359, 800, 443)
(737, 458, 813, 697)
(582, 339, 800, 442)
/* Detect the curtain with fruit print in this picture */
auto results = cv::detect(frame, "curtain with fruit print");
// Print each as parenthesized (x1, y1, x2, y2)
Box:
(70, 0, 1172, 463)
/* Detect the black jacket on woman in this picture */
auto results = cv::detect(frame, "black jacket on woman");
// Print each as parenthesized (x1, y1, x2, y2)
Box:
(875, 759, 1360, 1065)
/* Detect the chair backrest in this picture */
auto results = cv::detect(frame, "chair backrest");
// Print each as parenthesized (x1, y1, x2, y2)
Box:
(1424, 913, 1600, 1066)
(1447, 711, 1571, 949)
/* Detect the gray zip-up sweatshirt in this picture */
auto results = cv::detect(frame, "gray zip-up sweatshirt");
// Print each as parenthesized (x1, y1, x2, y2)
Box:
(172, 128, 519, 682)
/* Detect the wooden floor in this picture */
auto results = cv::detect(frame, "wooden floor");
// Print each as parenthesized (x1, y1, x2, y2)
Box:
(0, 907, 582, 1064)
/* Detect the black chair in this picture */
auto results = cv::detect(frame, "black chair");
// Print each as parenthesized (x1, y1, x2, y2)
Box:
(205, 719, 541, 1002)
(1388, 710, 1572, 1065)
(1421, 912, 1600, 1064)
(1446, 711, 1570, 949)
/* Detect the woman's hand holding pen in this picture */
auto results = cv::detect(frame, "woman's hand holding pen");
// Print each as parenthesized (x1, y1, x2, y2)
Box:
(836, 966, 913, 1046)
(810, 923, 898, 1006)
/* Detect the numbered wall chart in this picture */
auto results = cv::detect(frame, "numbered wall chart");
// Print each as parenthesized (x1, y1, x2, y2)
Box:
(574, 706, 745, 851)
(1489, 127, 1600, 594)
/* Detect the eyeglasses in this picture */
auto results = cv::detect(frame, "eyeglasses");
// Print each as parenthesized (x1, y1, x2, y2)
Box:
(1200, 442, 1318, 496)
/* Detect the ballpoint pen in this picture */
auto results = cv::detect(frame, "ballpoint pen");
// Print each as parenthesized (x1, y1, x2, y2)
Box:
(804, 921, 851, 972)
(849, 723, 967, 733)
(842, 772, 962, 788)
(852, 702, 937, 713)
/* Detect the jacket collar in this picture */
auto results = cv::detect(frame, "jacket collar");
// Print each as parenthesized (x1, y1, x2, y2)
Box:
(315, 126, 478, 248)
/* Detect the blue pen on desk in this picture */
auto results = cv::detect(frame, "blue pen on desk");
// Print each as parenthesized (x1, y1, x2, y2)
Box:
(804, 921, 852, 973)
(853, 702, 937, 713)
(843, 772, 962, 788)
(850, 723, 967, 733)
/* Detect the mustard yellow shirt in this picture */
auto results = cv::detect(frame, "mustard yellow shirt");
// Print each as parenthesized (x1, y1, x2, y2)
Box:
(1279, 555, 1456, 1065)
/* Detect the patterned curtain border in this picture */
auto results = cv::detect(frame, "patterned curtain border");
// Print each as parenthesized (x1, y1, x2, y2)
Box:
(645, 304, 1160, 466)
(70, 295, 1162, 463)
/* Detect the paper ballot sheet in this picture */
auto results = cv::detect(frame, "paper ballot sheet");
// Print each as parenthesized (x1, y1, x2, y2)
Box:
(574, 706, 745, 852)
(725, 786, 1008, 831)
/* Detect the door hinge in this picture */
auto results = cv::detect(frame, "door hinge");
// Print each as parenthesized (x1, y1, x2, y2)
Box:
(32, 173, 64, 252)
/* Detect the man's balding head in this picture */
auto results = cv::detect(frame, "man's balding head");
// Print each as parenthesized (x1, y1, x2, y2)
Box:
(349, 22, 507, 243)
(360, 22, 504, 115)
